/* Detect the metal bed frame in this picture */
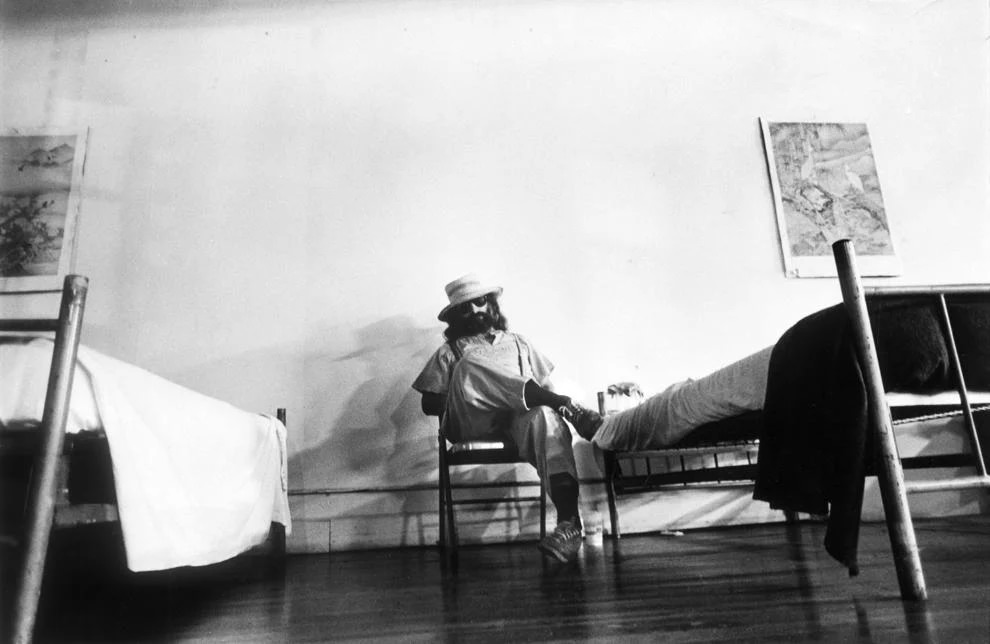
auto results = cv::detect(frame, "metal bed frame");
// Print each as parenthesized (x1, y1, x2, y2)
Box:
(835, 239, 989, 600)
(601, 241, 989, 601)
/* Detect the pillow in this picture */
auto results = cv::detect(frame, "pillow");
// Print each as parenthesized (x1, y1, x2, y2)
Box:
(867, 298, 949, 392)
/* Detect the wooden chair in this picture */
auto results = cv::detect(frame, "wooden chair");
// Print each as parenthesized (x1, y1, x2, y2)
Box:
(437, 425, 547, 555)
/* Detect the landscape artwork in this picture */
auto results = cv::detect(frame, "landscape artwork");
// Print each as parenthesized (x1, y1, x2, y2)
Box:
(760, 120, 900, 278)
(0, 130, 88, 291)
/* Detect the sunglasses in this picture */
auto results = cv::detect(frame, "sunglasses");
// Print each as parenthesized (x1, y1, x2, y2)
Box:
(458, 294, 492, 312)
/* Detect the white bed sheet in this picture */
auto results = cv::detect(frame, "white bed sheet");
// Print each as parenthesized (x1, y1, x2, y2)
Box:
(0, 336, 291, 572)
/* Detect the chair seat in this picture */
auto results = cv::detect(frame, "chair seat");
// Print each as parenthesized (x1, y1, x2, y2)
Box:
(448, 440, 510, 453)
(446, 440, 525, 465)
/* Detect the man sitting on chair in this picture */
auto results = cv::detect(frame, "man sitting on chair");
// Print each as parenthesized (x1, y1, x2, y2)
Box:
(413, 274, 597, 563)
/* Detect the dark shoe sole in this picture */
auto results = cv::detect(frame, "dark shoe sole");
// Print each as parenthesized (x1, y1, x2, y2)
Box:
(538, 539, 581, 563)
(538, 542, 570, 563)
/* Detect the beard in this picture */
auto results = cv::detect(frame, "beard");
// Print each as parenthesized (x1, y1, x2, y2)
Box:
(461, 311, 494, 335)
(444, 301, 507, 342)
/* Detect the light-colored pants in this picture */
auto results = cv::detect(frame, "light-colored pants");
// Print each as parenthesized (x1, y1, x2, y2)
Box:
(445, 351, 577, 481)
(593, 345, 773, 451)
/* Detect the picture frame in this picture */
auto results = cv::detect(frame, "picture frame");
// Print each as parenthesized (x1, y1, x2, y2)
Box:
(0, 128, 89, 292)
(760, 119, 900, 278)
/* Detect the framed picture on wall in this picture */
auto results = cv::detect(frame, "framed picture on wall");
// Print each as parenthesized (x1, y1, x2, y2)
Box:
(760, 119, 900, 278)
(0, 128, 89, 292)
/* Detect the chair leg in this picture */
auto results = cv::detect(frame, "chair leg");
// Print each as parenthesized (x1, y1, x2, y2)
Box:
(440, 455, 458, 552)
(539, 477, 547, 539)
(446, 476, 458, 551)
(438, 441, 447, 551)
(438, 486, 447, 550)
(438, 439, 458, 553)
(604, 451, 621, 539)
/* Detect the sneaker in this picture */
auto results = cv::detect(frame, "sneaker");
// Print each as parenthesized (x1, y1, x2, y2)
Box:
(538, 519, 583, 563)
(559, 402, 603, 441)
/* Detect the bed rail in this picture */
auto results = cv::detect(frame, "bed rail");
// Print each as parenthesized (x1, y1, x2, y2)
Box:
(0, 319, 62, 333)
(7, 275, 88, 644)
(864, 284, 990, 297)
(866, 281, 989, 484)
(600, 414, 764, 539)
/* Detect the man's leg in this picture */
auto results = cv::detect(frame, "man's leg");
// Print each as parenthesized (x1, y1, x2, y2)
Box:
(547, 472, 580, 527)
(507, 407, 584, 562)
(445, 354, 532, 441)
(446, 353, 575, 441)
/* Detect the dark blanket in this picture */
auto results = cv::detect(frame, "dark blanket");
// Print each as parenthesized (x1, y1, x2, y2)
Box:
(754, 296, 990, 575)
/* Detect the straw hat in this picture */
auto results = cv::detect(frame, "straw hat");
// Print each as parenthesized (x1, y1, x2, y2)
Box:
(437, 274, 503, 321)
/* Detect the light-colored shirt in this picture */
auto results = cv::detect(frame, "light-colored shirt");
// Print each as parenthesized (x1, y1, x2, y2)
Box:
(412, 331, 555, 440)
(413, 331, 554, 396)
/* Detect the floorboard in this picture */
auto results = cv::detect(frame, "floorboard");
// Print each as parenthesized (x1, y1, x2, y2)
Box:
(4, 515, 989, 642)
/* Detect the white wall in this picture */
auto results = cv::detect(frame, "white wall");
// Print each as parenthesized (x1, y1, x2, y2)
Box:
(2, 0, 988, 551)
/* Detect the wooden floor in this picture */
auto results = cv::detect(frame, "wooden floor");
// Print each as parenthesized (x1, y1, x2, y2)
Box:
(6, 515, 990, 643)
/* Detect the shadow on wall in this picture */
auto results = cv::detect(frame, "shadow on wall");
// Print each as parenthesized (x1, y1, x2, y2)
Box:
(164, 345, 298, 415)
(290, 316, 442, 493)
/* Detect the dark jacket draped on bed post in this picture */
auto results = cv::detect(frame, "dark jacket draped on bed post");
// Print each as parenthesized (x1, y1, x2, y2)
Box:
(755, 304, 871, 575)
(754, 297, 967, 575)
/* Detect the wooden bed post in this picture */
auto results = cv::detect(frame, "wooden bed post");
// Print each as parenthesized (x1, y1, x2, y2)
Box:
(832, 240, 927, 601)
(272, 408, 288, 558)
(12, 275, 88, 644)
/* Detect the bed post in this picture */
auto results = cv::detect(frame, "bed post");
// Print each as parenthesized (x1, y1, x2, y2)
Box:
(12, 275, 88, 644)
(272, 408, 288, 558)
(597, 391, 621, 539)
(832, 240, 926, 601)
